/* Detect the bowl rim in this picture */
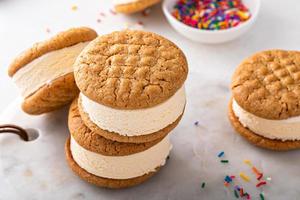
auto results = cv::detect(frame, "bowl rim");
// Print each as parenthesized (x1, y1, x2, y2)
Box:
(162, 0, 261, 34)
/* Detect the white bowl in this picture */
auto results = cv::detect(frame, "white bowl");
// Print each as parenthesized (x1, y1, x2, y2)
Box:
(162, 0, 261, 44)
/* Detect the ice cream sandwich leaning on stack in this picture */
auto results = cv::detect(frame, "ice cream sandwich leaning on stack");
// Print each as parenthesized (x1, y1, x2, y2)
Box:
(8, 27, 97, 115)
(229, 50, 300, 151)
(65, 30, 188, 188)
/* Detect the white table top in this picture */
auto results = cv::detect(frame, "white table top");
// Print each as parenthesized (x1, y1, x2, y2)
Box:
(1, 0, 300, 199)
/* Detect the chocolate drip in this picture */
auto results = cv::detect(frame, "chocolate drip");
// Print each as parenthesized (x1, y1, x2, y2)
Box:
(0, 124, 29, 141)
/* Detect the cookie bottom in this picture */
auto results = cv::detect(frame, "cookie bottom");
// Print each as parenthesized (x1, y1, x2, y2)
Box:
(78, 97, 184, 144)
(228, 99, 300, 151)
(65, 138, 159, 189)
(114, 0, 161, 14)
(22, 73, 79, 115)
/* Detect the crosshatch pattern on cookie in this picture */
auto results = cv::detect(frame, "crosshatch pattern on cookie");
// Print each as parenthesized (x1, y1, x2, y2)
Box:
(231, 50, 300, 120)
(74, 30, 188, 109)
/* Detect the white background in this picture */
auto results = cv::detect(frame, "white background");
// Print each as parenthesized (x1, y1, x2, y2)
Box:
(1, 1, 300, 199)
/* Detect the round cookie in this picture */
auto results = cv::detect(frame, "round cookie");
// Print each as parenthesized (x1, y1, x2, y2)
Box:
(228, 98, 300, 151)
(231, 50, 300, 120)
(65, 138, 159, 189)
(68, 98, 164, 156)
(74, 30, 188, 110)
(8, 27, 97, 115)
(114, 0, 161, 14)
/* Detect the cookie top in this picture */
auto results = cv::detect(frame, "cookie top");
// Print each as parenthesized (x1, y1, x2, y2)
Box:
(68, 98, 163, 156)
(74, 30, 188, 109)
(231, 50, 300, 120)
(8, 27, 97, 77)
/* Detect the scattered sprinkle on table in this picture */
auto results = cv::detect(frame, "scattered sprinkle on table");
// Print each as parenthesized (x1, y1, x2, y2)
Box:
(71, 5, 78, 11)
(252, 166, 263, 180)
(243, 160, 264, 181)
(194, 121, 199, 126)
(260, 193, 265, 200)
(239, 172, 250, 182)
(224, 175, 235, 187)
(46, 28, 51, 33)
(235, 185, 251, 199)
(256, 181, 267, 188)
(266, 176, 272, 181)
(234, 189, 239, 198)
(224, 175, 233, 183)
(220, 159, 229, 163)
(218, 151, 224, 157)
(172, 0, 251, 30)
(243, 159, 252, 166)
(201, 182, 206, 188)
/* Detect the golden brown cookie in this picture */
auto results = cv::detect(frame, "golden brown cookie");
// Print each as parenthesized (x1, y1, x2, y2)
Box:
(8, 27, 97, 115)
(228, 98, 300, 151)
(74, 30, 188, 110)
(78, 96, 183, 143)
(231, 50, 300, 120)
(68, 98, 164, 156)
(65, 138, 159, 189)
(114, 0, 161, 14)
(22, 73, 79, 115)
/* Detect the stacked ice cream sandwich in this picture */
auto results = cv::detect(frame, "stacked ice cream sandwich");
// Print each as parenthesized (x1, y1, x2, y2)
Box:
(65, 30, 188, 188)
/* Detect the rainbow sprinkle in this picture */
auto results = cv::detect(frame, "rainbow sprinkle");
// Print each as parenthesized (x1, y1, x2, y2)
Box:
(221, 159, 229, 163)
(239, 172, 250, 182)
(234, 189, 239, 198)
(234, 185, 251, 199)
(172, 0, 251, 30)
(260, 193, 265, 200)
(256, 181, 267, 188)
(243, 159, 252, 166)
(218, 151, 224, 157)
(71, 5, 78, 11)
(224, 175, 235, 187)
(201, 182, 206, 188)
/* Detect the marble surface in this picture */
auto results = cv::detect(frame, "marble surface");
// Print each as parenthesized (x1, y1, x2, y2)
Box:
(1, 0, 300, 199)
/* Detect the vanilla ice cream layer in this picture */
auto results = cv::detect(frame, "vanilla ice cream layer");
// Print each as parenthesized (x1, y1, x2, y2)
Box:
(13, 42, 89, 98)
(70, 136, 172, 179)
(80, 86, 186, 136)
(232, 99, 300, 141)
(113, 0, 139, 6)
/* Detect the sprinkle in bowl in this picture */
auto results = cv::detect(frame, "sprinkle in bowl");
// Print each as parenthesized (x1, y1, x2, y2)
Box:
(162, 0, 261, 44)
